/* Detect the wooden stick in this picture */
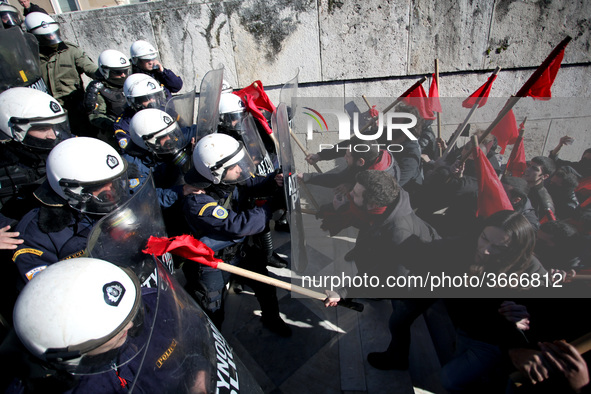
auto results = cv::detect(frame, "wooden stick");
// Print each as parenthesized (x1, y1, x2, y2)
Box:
(298, 179, 321, 211)
(434, 59, 443, 158)
(301, 208, 318, 215)
(441, 66, 502, 161)
(217, 261, 363, 311)
(362, 95, 372, 111)
(290, 131, 323, 173)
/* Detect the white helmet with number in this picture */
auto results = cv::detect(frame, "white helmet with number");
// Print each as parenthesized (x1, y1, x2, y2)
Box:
(129, 40, 158, 65)
(0, 87, 71, 150)
(0, 3, 22, 29)
(13, 257, 145, 374)
(24, 12, 62, 46)
(192, 133, 255, 184)
(47, 137, 129, 215)
(218, 92, 246, 132)
(123, 73, 165, 111)
(129, 108, 186, 154)
(98, 49, 132, 87)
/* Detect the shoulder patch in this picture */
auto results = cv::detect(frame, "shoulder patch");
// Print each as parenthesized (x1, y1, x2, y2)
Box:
(129, 178, 140, 188)
(25, 266, 47, 281)
(212, 205, 228, 219)
(118, 138, 128, 150)
(12, 248, 44, 262)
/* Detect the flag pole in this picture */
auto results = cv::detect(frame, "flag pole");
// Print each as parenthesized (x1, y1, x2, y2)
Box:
(441, 66, 502, 161)
(434, 59, 443, 158)
(458, 36, 571, 166)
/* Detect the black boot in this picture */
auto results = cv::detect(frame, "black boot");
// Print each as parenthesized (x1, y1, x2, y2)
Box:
(256, 230, 288, 269)
(250, 276, 292, 337)
(273, 211, 290, 232)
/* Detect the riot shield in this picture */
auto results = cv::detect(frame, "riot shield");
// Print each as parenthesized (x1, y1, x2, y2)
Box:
(241, 113, 275, 176)
(195, 68, 223, 141)
(165, 88, 196, 129)
(87, 173, 174, 288)
(87, 174, 263, 393)
(273, 103, 308, 273)
(0, 28, 47, 93)
(279, 69, 299, 121)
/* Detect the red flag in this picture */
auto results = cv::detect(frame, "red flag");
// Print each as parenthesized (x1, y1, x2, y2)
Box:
(524, 47, 565, 100)
(403, 84, 436, 120)
(143, 235, 222, 268)
(234, 81, 276, 135)
(505, 127, 526, 178)
(491, 109, 519, 154)
(462, 75, 497, 108)
(576, 176, 591, 204)
(428, 74, 442, 113)
(473, 145, 513, 218)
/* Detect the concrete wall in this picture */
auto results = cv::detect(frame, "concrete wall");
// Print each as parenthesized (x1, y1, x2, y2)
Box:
(52, 0, 591, 163)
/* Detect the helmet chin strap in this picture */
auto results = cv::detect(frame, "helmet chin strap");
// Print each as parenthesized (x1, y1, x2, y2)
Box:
(210, 144, 242, 172)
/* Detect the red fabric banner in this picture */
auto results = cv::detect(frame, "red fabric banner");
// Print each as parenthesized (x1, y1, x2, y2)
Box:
(143, 234, 222, 268)
(234, 81, 276, 135)
(491, 109, 519, 154)
(462, 75, 497, 108)
(403, 84, 436, 120)
(428, 74, 442, 113)
(505, 131, 526, 178)
(524, 47, 565, 100)
(473, 145, 514, 218)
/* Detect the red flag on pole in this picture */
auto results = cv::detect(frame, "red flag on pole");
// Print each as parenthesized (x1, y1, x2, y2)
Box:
(143, 234, 222, 268)
(473, 145, 514, 218)
(491, 109, 519, 154)
(403, 84, 436, 120)
(462, 75, 498, 108)
(505, 126, 527, 178)
(428, 74, 442, 113)
(234, 81, 276, 135)
(524, 46, 565, 100)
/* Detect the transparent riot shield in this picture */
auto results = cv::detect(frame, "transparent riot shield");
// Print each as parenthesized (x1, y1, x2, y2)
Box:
(0, 28, 47, 93)
(86, 174, 263, 393)
(87, 173, 174, 288)
(241, 113, 275, 176)
(273, 103, 308, 273)
(279, 69, 299, 121)
(195, 68, 223, 141)
(166, 88, 196, 130)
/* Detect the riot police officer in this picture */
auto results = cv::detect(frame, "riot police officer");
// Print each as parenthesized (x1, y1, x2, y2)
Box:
(12, 137, 131, 285)
(183, 133, 291, 336)
(113, 73, 166, 151)
(0, 3, 23, 29)
(0, 87, 72, 221)
(129, 39, 183, 99)
(84, 49, 131, 147)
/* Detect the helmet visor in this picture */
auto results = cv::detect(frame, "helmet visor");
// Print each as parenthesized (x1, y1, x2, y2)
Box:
(130, 90, 166, 111)
(220, 111, 246, 132)
(59, 164, 130, 215)
(143, 122, 187, 155)
(34, 29, 62, 46)
(105, 66, 131, 86)
(11, 112, 72, 150)
(217, 144, 256, 184)
(1, 11, 22, 28)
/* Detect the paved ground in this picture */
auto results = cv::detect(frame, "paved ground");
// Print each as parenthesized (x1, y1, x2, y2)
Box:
(220, 227, 455, 394)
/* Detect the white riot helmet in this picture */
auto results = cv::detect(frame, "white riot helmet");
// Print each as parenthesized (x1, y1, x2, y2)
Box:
(123, 73, 166, 111)
(0, 3, 22, 29)
(192, 133, 255, 184)
(129, 108, 186, 155)
(13, 258, 145, 374)
(0, 87, 71, 150)
(24, 12, 62, 46)
(47, 137, 129, 215)
(129, 40, 158, 65)
(218, 92, 246, 132)
(98, 49, 132, 87)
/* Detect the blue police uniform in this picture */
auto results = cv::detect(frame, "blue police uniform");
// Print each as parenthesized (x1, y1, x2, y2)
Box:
(182, 173, 289, 335)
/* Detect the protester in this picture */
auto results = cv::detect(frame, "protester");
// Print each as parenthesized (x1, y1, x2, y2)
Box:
(522, 156, 557, 222)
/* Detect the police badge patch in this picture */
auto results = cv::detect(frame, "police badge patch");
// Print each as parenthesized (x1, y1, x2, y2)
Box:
(103, 281, 126, 306)
(212, 205, 228, 219)
(106, 154, 119, 169)
(49, 101, 61, 113)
